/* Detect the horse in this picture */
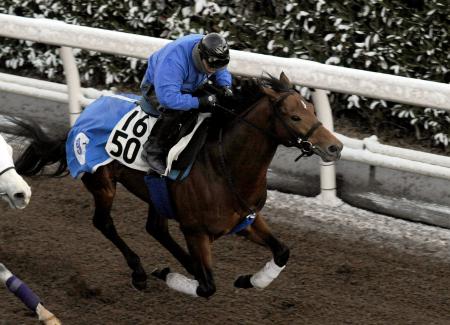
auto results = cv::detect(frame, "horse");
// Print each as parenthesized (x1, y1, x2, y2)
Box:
(0, 133, 60, 324)
(1, 72, 343, 298)
(0, 133, 31, 209)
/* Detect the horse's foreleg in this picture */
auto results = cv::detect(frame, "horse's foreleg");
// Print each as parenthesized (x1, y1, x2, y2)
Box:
(146, 207, 195, 275)
(234, 214, 289, 290)
(0, 263, 61, 324)
(82, 169, 147, 290)
(153, 230, 216, 298)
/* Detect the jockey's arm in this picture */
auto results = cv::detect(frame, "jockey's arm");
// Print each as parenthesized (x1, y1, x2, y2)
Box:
(213, 68, 232, 88)
(153, 58, 199, 110)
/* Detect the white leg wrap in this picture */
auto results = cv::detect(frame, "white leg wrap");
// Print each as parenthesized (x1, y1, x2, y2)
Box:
(36, 303, 61, 325)
(0, 263, 13, 284)
(166, 272, 199, 297)
(250, 259, 286, 289)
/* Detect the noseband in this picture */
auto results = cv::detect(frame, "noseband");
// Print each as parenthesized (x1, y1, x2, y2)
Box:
(0, 166, 14, 176)
(214, 89, 322, 160)
(0, 166, 15, 196)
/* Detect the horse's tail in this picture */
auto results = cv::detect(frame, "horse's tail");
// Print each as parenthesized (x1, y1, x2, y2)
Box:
(0, 116, 68, 177)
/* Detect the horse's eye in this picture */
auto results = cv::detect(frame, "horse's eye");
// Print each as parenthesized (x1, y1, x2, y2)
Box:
(291, 115, 301, 122)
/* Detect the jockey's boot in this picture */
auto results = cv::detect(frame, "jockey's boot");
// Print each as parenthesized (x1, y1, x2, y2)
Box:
(142, 109, 184, 175)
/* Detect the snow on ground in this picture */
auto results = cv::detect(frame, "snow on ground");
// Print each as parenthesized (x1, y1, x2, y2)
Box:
(265, 190, 450, 261)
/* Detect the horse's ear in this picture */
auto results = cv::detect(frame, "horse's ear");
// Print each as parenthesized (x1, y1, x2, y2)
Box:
(280, 71, 291, 87)
(261, 86, 278, 100)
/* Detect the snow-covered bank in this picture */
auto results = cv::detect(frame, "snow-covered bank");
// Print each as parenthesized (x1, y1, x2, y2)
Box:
(266, 190, 450, 262)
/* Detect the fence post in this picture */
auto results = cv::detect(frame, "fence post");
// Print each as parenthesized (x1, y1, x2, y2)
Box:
(312, 89, 341, 206)
(59, 46, 82, 126)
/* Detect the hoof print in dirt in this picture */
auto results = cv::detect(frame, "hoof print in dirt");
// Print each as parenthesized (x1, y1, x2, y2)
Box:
(67, 274, 102, 299)
(151, 267, 171, 281)
(234, 274, 253, 289)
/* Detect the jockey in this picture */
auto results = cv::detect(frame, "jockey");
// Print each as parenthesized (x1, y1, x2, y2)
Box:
(140, 33, 233, 175)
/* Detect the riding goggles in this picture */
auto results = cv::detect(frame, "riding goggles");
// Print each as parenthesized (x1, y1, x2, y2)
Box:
(205, 56, 230, 69)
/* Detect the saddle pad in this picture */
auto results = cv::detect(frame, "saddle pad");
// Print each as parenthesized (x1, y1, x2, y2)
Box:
(67, 93, 209, 179)
(66, 94, 140, 178)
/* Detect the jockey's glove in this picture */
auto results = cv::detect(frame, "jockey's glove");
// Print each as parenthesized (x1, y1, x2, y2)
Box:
(198, 94, 217, 112)
(221, 86, 233, 97)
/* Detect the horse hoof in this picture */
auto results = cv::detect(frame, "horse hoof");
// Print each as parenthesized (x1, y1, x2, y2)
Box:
(132, 278, 147, 291)
(234, 274, 253, 289)
(151, 267, 171, 281)
(131, 271, 148, 290)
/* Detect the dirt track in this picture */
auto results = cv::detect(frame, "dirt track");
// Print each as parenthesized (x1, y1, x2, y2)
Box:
(1, 176, 450, 325)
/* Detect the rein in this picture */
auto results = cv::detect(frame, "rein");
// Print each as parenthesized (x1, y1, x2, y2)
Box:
(214, 90, 322, 218)
(218, 128, 256, 217)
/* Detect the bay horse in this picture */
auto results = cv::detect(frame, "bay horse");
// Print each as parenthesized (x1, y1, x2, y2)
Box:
(2, 72, 342, 298)
(0, 133, 60, 324)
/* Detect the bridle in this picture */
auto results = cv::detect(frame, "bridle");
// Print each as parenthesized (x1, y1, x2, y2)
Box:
(215, 89, 322, 216)
(0, 166, 15, 196)
(215, 89, 322, 160)
(270, 90, 322, 160)
(0, 166, 14, 176)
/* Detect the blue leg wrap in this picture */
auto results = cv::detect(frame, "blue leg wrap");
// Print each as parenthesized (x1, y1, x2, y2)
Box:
(6, 276, 41, 311)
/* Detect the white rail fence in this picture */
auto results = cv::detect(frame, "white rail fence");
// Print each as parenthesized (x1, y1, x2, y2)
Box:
(1, 14, 450, 205)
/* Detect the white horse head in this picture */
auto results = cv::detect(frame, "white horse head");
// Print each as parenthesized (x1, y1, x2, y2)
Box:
(0, 134, 31, 209)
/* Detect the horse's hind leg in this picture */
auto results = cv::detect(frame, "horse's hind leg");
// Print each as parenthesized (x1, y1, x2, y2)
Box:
(146, 206, 195, 275)
(82, 167, 148, 290)
(234, 214, 290, 290)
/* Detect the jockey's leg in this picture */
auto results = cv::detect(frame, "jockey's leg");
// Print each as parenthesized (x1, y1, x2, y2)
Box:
(146, 205, 195, 275)
(81, 166, 148, 290)
(142, 108, 186, 175)
(234, 214, 290, 289)
(152, 231, 216, 298)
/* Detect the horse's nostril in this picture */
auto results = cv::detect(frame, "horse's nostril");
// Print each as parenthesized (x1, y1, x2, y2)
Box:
(13, 192, 25, 200)
(328, 145, 338, 153)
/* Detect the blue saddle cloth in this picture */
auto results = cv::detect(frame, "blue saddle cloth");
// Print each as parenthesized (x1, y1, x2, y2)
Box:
(67, 93, 196, 181)
(66, 94, 140, 178)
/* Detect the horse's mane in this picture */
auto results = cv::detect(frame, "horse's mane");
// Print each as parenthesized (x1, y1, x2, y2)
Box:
(207, 73, 290, 130)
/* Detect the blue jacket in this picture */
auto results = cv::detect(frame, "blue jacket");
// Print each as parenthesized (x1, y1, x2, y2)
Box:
(141, 34, 232, 111)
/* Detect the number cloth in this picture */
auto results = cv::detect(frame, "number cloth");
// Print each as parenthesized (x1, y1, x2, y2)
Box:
(66, 94, 141, 178)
